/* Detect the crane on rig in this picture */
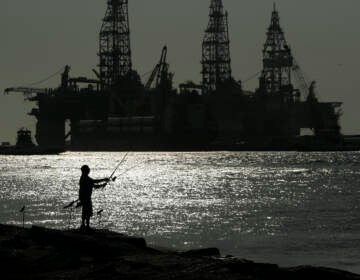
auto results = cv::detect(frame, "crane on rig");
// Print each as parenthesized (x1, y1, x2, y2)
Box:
(292, 58, 309, 94)
(4, 87, 48, 95)
(291, 57, 320, 101)
(145, 46, 169, 90)
(3, 66, 68, 96)
(4, 65, 101, 97)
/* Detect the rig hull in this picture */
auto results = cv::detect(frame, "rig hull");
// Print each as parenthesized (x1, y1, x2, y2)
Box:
(27, 85, 344, 151)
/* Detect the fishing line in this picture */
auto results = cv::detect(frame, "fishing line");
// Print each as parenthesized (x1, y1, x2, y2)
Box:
(116, 163, 141, 178)
(98, 152, 130, 227)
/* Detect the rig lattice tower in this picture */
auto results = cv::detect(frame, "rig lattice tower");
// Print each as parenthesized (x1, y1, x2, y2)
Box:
(99, 0, 132, 89)
(259, 5, 294, 95)
(201, 0, 232, 94)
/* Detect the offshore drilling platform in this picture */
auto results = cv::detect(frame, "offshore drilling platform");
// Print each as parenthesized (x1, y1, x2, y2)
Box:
(5, 0, 343, 151)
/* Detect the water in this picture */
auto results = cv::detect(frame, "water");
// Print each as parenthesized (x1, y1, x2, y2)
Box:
(1, 152, 360, 273)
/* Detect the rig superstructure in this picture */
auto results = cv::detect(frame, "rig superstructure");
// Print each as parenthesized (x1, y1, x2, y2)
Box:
(4, 1, 343, 151)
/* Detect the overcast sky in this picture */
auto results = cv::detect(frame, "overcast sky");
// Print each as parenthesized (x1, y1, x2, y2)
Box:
(0, 0, 359, 143)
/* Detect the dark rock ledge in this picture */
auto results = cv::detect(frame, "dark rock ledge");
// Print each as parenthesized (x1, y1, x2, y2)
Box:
(0, 224, 359, 280)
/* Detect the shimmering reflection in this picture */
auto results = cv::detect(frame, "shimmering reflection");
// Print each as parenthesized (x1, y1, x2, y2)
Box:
(1, 152, 360, 273)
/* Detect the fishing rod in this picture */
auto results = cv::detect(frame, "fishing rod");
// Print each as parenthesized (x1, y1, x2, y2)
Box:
(110, 152, 129, 179)
(100, 162, 140, 190)
(20, 206, 26, 228)
(65, 203, 76, 229)
(101, 152, 129, 189)
(97, 209, 104, 227)
(96, 152, 130, 226)
(63, 200, 78, 209)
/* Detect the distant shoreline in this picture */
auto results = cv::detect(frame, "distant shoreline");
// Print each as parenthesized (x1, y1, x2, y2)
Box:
(1, 144, 360, 155)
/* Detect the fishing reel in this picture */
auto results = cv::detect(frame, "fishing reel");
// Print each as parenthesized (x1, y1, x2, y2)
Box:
(106, 176, 117, 183)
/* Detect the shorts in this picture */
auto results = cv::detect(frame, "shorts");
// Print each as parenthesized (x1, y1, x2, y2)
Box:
(81, 200, 93, 219)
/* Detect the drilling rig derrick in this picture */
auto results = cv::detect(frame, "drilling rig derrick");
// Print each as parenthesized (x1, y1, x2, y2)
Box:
(202, 0, 232, 94)
(99, 0, 132, 89)
(259, 5, 293, 96)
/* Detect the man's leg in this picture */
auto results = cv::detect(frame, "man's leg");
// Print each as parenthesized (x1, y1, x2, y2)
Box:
(81, 207, 86, 229)
(86, 201, 93, 229)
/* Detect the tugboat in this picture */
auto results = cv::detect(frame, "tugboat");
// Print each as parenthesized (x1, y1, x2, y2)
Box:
(0, 128, 63, 155)
(15, 128, 35, 149)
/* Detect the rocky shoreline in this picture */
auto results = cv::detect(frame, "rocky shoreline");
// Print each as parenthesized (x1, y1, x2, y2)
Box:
(1, 224, 359, 280)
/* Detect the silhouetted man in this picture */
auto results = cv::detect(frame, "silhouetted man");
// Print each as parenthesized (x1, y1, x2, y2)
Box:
(79, 165, 109, 230)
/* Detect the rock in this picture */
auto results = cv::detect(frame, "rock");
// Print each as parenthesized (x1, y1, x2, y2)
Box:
(0, 224, 359, 280)
(180, 248, 221, 257)
(29, 226, 147, 256)
(286, 266, 360, 280)
(221, 257, 278, 274)
(2, 236, 30, 249)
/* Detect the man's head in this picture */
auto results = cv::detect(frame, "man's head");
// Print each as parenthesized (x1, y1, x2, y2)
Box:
(81, 165, 90, 175)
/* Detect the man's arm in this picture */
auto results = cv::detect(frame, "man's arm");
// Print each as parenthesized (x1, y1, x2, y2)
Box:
(93, 177, 117, 189)
(94, 183, 107, 189)
(93, 178, 109, 184)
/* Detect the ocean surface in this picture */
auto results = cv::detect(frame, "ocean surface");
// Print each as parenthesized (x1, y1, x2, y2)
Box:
(0, 152, 360, 273)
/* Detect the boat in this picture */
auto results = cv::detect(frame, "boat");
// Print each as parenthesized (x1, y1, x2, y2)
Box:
(0, 129, 64, 155)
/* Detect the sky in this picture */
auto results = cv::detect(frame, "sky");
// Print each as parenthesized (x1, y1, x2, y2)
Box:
(0, 0, 359, 143)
